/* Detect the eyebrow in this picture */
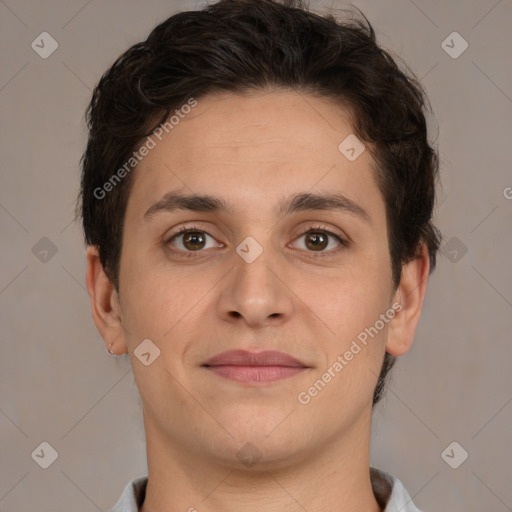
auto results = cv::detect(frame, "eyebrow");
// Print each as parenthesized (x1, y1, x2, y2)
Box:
(279, 192, 371, 224)
(144, 191, 371, 224)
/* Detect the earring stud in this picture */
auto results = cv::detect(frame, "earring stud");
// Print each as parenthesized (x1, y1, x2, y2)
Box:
(108, 342, 115, 355)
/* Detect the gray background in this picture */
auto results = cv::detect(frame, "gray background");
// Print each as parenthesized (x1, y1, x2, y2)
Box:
(1, 0, 511, 510)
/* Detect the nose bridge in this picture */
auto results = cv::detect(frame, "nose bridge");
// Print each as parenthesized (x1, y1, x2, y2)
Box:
(218, 237, 294, 327)
(236, 248, 277, 299)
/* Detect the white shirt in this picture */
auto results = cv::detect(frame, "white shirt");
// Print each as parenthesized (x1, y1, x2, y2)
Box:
(110, 468, 421, 511)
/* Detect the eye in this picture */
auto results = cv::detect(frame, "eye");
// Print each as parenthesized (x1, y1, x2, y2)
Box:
(167, 227, 221, 252)
(292, 227, 346, 253)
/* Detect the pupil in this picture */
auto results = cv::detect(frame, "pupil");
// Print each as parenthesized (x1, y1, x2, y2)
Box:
(184, 232, 205, 250)
(306, 232, 327, 250)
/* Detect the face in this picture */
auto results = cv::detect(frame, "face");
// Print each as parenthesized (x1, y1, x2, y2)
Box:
(111, 90, 401, 468)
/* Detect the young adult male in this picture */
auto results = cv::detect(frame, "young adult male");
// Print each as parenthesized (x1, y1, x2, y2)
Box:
(79, 0, 441, 510)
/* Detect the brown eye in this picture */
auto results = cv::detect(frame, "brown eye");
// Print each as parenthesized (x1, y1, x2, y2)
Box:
(305, 232, 328, 251)
(168, 229, 219, 252)
(182, 231, 206, 251)
(292, 228, 345, 253)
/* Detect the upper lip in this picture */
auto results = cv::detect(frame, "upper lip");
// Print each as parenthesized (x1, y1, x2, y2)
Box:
(203, 350, 308, 367)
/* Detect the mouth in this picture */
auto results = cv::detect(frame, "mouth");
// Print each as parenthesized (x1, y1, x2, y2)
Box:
(202, 350, 309, 384)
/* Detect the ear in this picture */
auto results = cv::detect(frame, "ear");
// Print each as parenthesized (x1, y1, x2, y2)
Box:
(386, 245, 430, 357)
(85, 245, 128, 355)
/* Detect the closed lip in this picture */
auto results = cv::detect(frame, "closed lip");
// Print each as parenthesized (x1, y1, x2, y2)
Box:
(202, 350, 308, 368)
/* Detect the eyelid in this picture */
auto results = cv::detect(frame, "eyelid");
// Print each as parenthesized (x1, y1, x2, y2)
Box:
(295, 222, 348, 240)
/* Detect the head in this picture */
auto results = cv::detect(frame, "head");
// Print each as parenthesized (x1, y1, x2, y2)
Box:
(80, 0, 440, 468)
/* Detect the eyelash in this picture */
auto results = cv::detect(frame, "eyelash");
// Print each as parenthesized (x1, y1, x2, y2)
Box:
(164, 224, 348, 258)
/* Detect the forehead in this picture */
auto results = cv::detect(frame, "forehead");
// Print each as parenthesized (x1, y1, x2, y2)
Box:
(163, 90, 358, 163)
(126, 89, 383, 222)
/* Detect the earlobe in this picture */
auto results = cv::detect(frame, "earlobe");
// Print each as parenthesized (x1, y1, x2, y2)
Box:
(386, 245, 430, 357)
(85, 246, 128, 355)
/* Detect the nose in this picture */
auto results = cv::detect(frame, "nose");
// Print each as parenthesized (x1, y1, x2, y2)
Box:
(216, 244, 294, 329)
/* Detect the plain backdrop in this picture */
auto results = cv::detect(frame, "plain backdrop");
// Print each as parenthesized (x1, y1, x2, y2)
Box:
(1, 0, 511, 510)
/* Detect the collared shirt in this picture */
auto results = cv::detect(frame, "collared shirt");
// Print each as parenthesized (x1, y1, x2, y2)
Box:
(110, 467, 421, 511)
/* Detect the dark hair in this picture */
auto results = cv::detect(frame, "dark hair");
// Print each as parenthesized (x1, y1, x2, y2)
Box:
(78, 0, 441, 405)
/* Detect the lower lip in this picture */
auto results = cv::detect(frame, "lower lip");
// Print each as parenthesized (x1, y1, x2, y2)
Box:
(204, 365, 307, 383)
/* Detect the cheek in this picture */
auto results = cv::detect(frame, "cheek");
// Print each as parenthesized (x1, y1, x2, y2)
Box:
(119, 253, 228, 365)
(121, 277, 190, 343)
(302, 256, 391, 331)
(300, 308, 390, 415)
(302, 256, 392, 379)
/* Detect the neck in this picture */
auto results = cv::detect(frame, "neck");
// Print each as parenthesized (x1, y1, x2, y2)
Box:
(140, 410, 381, 512)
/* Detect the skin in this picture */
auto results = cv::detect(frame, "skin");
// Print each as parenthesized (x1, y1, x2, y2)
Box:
(86, 89, 430, 512)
